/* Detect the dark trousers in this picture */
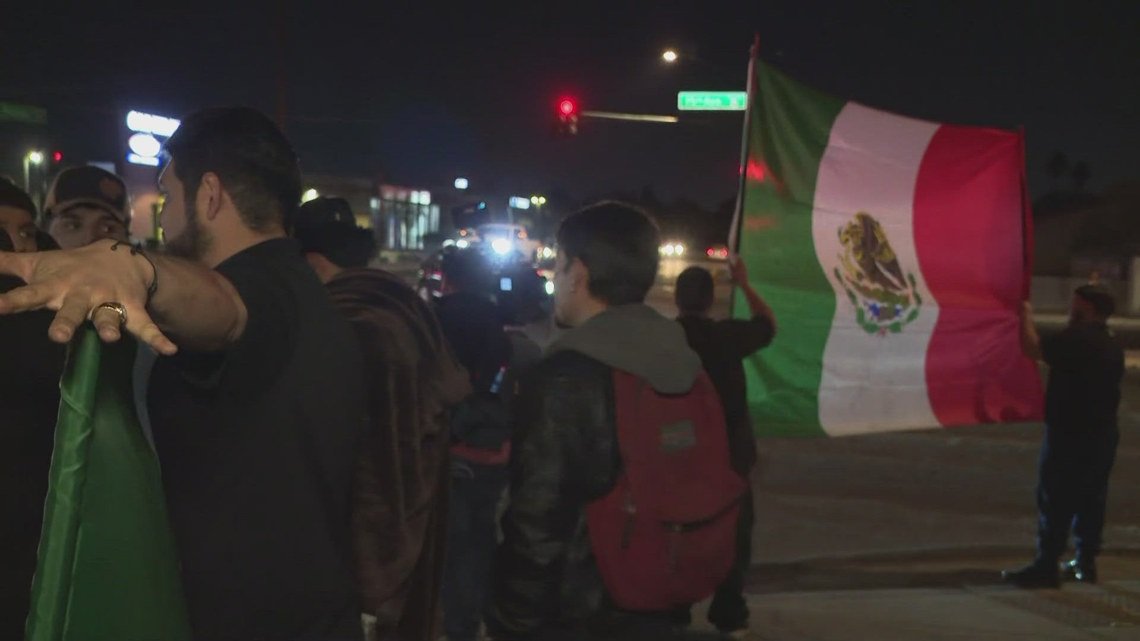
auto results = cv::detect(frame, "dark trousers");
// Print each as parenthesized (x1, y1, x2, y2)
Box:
(1036, 430, 1119, 564)
(672, 488, 754, 633)
(443, 459, 509, 641)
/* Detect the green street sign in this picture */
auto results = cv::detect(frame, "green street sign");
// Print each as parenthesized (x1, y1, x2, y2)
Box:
(677, 91, 747, 111)
(0, 101, 47, 124)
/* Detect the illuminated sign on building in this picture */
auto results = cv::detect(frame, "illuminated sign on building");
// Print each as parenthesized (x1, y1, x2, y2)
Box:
(126, 111, 181, 137)
(125, 110, 181, 166)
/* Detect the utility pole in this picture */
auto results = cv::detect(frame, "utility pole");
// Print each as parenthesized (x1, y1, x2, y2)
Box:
(275, 0, 288, 131)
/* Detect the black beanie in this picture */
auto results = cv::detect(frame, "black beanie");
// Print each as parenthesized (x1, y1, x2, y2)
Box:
(0, 177, 36, 220)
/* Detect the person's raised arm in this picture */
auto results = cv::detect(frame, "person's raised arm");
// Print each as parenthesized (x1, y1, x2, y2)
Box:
(730, 255, 776, 331)
(1020, 301, 1042, 362)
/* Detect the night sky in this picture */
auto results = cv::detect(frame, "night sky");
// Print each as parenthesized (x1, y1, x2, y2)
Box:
(3, 0, 1137, 207)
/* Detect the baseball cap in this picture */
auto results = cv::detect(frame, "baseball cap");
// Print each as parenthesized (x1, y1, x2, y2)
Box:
(42, 166, 131, 227)
(293, 197, 376, 269)
(294, 196, 356, 229)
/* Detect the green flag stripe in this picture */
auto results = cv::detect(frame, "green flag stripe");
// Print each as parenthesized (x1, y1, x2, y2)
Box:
(27, 330, 191, 641)
(736, 61, 846, 437)
(25, 334, 101, 639)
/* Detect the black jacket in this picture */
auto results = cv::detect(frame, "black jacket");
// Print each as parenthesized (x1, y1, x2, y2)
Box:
(489, 351, 619, 639)
(489, 305, 707, 640)
(676, 315, 775, 475)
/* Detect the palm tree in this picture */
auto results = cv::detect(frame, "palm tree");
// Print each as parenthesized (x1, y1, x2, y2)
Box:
(1046, 152, 1069, 191)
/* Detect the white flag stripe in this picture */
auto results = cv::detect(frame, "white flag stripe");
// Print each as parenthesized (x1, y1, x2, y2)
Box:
(811, 103, 942, 435)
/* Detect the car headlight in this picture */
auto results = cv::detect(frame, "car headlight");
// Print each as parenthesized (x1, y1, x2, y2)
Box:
(491, 238, 512, 255)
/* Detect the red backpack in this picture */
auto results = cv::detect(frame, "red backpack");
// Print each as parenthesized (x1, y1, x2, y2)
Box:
(586, 369, 748, 612)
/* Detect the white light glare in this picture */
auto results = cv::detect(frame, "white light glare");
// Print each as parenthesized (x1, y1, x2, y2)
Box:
(491, 238, 513, 255)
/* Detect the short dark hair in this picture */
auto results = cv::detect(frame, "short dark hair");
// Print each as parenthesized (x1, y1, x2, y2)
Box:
(675, 266, 715, 314)
(556, 201, 660, 306)
(1075, 284, 1116, 318)
(163, 107, 301, 232)
(441, 247, 492, 293)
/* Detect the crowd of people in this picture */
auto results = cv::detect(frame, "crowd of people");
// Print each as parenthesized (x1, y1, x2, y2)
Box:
(0, 106, 1125, 641)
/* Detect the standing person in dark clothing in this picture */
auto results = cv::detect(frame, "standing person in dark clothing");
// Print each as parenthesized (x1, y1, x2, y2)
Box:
(673, 258, 775, 638)
(294, 196, 470, 641)
(1003, 286, 1125, 588)
(0, 181, 66, 641)
(0, 107, 368, 640)
(434, 247, 514, 641)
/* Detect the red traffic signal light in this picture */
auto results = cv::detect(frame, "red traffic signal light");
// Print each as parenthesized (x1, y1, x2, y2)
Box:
(51, 151, 63, 163)
(558, 98, 577, 117)
(554, 97, 580, 136)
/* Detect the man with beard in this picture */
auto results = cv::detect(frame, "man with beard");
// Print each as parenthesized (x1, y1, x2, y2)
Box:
(0, 107, 368, 640)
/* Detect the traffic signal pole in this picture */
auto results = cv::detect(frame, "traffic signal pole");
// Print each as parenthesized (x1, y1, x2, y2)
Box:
(580, 110, 678, 124)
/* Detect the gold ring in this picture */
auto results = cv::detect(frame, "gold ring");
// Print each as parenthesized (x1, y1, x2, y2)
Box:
(90, 302, 128, 327)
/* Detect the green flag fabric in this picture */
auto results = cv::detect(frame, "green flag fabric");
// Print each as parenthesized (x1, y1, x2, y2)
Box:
(26, 328, 190, 640)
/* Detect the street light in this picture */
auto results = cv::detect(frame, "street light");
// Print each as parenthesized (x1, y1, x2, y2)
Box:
(23, 150, 45, 193)
(662, 49, 679, 64)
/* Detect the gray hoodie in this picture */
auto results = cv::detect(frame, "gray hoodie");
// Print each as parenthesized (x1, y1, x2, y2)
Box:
(546, 303, 703, 394)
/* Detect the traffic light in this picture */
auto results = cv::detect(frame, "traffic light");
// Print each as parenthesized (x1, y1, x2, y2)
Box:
(554, 96, 579, 136)
(51, 151, 63, 163)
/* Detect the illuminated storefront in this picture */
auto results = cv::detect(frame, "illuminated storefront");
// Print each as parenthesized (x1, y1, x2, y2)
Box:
(374, 185, 440, 250)
(119, 109, 180, 244)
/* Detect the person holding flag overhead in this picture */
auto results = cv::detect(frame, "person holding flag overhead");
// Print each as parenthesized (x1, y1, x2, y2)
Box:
(1004, 289, 1124, 588)
(673, 258, 775, 637)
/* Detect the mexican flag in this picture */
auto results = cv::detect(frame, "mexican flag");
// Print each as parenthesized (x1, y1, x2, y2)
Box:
(26, 329, 191, 640)
(733, 60, 1043, 437)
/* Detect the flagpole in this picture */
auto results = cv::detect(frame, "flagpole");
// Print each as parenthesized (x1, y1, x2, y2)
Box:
(727, 34, 760, 256)
(725, 35, 759, 318)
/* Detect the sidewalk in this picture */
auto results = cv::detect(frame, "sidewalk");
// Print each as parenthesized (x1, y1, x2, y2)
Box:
(711, 581, 1140, 640)
(683, 552, 1140, 640)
